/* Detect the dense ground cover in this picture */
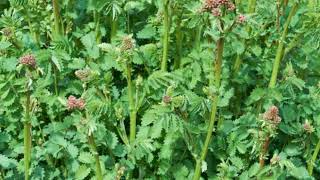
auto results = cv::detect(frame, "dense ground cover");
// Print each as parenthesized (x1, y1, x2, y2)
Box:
(0, 0, 320, 179)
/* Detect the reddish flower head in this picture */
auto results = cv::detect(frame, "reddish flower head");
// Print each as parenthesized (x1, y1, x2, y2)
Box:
(19, 54, 36, 68)
(237, 14, 247, 24)
(203, 0, 235, 13)
(212, 8, 221, 17)
(67, 95, 85, 110)
(263, 106, 281, 125)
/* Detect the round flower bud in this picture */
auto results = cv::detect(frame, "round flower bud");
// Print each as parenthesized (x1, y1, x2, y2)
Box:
(67, 95, 85, 110)
(19, 54, 36, 68)
(270, 154, 280, 165)
(2, 27, 13, 37)
(162, 95, 172, 104)
(120, 35, 135, 51)
(237, 14, 246, 24)
(263, 106, 281, 125)
(75, 69, 91, 82)
(303, 120, 314, 134)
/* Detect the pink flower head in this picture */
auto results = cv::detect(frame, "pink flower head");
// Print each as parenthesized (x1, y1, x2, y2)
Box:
(67, 95, 85, 110)
(227, 2, 235, 11)
(263, 105, 281, 125)
(237, 14, 246, 24)
(212, 8, 221, 17)
(204, 0, 232, 11)
(19, 54, 36, 68)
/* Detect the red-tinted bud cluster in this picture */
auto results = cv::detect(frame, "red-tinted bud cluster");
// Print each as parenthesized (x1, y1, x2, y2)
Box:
(67, 95, 85, 110)
(237, 14, 246, 24)
(162, 95, 172, 104)
(263, 106, 281, 125)
(19, 54, 36, 68)
(303, 121, 314, 134)
(203, 0, 235, 16)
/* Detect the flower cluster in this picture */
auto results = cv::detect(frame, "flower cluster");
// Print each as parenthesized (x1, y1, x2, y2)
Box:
(115, 165, 125, 180)
(263, 106, 281, 125)
(203, 0, 235, 16)
(19, 54, 37, 68)
(237, 14, 246, 24)
(75, 68, 91, 82)
(303, 120, 314, 134)
(162, 95, 172, 104)
(67, 95, 85, 110)
(2, 27, 13, 37)
(120, 35, 135, 51)
(270, 154, 281, 165)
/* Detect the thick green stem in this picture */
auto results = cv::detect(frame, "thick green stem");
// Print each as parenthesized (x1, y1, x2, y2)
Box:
(53, 65, 59, 96)
(52, 0, 62, 37)
(24, 89, 31, 180)
(127, 63, 136, 143)
(233, 0, 256, 74)
(94, 11, 101, 43)
(110, 17, 118, 42)
(161, 0, 170, 71)
(193, 38, 224, 180)
(88, 134, 103, 180)
(174, 15, 182, 69)
(194, 25, 203, 52)
(308, 139, 320, 176)
(268, 3, 298, 88)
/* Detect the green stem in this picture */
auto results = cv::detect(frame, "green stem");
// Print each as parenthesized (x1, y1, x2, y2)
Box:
(53, 65, 59, 96)
(308, 138, 320, 176)
(194, 25, 203, 52)
(193, 37, 224, 180)
(127, 63, 136, 143)
(88, 134, 103, 180)
(174, 14, 182, 69)
(94, 11, 101, 43)
(233, 0, 256, 74)
(268, 3, 298, 88)
(110, 17, 118, 43)
(52, 0, 62, 37)
(161, 0, 170, 71)
(24, 89, 31, 180)
(127, 12, 131, 33)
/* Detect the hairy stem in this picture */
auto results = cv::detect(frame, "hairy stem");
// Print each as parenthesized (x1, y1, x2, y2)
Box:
(24, 88, 31, 180)
(88, 133, 103, 180)
(161, 0, 170, 71)
(268, 3, 298, 88)
(259, 136, 270, 167)
(127, 63, 136, 143)
(308, 138, 320, 176)
(193, 37, 225, 180)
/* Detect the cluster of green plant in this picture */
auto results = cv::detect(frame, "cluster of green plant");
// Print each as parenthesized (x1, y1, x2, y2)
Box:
(0, 0, 320, 179)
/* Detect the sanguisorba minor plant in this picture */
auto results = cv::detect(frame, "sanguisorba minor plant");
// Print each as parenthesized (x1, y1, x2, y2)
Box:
(19, 54, 38, 180)
(1, 0, 320, 179)
(193, 0, 245, 179)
